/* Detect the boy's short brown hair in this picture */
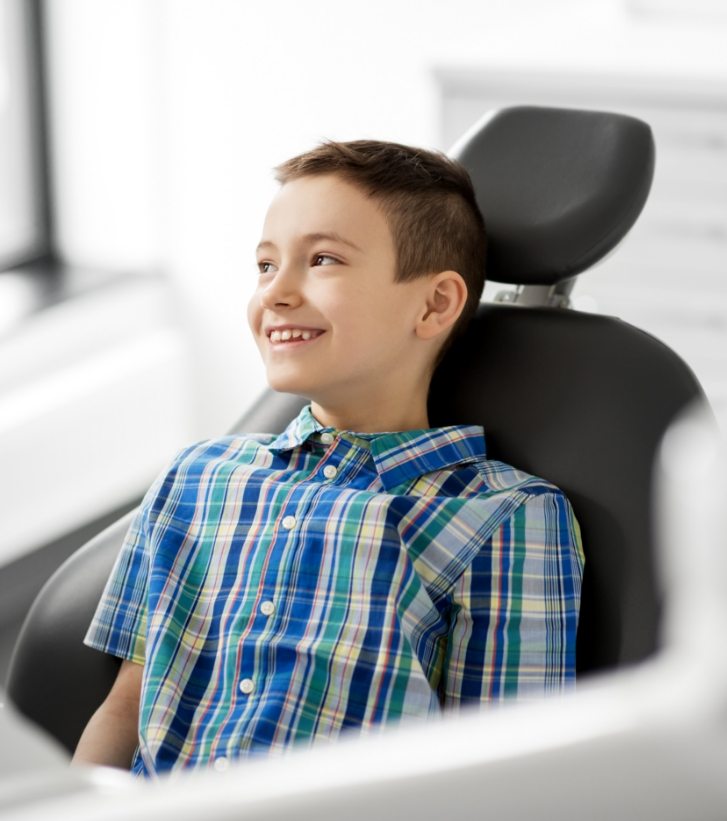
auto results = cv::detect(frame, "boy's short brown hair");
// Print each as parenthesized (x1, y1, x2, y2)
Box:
(274, 140, 487, 364)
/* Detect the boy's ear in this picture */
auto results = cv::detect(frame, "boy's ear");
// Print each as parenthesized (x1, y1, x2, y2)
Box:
(415, 270, 468, 341)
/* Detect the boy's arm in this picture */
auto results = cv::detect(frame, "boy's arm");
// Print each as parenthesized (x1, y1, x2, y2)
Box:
(72, 659, 143, 769)
(441, 489, 584, 704)
(72, 445, 202, 770)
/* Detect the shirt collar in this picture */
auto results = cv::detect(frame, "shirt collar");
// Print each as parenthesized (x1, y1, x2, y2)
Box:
(268, 403, 326, 451)
(268, 404, 487, 490)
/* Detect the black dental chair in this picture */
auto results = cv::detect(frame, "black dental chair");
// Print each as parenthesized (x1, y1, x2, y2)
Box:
(5, 106, 708, 755)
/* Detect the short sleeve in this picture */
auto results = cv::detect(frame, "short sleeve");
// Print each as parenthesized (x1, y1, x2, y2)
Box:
(83, 505, 151, 664)
(83, 446, 195, 664)
(441, 489, 584, 705)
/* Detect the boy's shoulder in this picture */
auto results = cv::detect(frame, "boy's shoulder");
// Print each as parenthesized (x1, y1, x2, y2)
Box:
(458, 454, 569, 502)
(171, 432, 277, 465)
(457, 458, 581, 552)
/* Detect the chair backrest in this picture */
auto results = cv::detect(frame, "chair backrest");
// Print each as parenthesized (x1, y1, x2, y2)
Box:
(5, 106, 708, 754)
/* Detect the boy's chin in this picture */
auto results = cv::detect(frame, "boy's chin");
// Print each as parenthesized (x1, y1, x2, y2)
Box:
(265, 373, 316, 399)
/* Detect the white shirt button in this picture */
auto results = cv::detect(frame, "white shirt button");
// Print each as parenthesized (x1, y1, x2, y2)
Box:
(282, 515, 296, 530)
(323, 465, 337, 479)
(260, 600, 275, 616)
(320, 432, 334, 445)
(239, 678, 254, 695)
(214, 756, 229, 772)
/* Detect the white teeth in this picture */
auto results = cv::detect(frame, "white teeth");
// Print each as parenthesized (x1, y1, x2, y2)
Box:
(269, 328, 319, 343)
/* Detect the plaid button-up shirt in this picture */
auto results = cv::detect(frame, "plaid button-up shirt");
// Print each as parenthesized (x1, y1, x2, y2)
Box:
(85, 404, 584, 776)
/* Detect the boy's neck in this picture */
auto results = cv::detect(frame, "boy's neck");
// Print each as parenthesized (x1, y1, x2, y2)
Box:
(310, 400, 431, 433)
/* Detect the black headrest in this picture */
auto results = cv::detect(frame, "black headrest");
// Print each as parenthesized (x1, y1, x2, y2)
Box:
(450, 106, 655, 285)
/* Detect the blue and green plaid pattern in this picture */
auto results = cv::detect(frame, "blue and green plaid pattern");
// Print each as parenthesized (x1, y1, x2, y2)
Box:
(85, 404, 584, 775)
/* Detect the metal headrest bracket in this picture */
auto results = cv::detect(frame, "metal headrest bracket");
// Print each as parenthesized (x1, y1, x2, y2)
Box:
(495, 277, 577, 309)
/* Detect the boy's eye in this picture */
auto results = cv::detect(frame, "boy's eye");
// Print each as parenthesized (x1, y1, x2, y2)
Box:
(312, 254, 339, 267)
(257, 261, 276, 274)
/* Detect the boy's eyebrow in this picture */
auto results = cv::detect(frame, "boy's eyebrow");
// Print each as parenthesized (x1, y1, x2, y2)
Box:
(256, 231, 363, 254)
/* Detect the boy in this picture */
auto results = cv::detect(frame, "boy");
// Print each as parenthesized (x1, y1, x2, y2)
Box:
(73, 140, 584, 775)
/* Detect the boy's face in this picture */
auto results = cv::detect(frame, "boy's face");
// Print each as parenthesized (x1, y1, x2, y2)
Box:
(247, 173, 436, 425)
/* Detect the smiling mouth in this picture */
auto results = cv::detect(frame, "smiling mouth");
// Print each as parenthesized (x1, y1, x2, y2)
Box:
(268, 329, 325, 348)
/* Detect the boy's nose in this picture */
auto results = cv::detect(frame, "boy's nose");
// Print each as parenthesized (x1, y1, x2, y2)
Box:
(260, 268, 303, 309)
